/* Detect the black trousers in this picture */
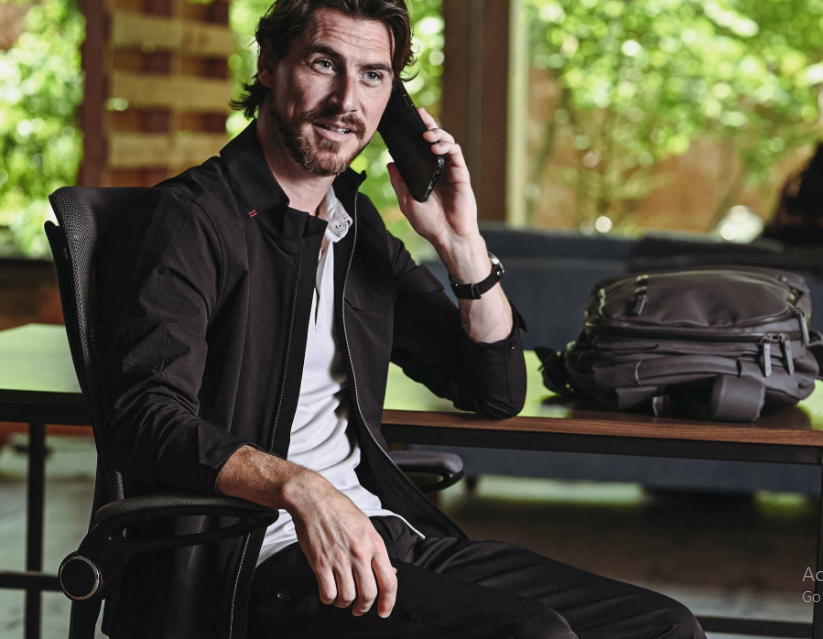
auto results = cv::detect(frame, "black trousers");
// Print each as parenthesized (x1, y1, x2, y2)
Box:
(248, 515, 707, 639)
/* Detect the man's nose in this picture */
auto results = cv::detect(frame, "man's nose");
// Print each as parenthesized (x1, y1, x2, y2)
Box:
(329, 73, 358, 114)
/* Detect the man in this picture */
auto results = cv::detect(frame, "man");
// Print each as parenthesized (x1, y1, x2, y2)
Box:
(99, 1, 707, 637)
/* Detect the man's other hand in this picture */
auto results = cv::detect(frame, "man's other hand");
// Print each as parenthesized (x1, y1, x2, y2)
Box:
(285, 471, 399, 618)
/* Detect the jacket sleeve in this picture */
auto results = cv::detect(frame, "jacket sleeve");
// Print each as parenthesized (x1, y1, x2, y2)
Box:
(98, 188, 251, 495)
(387, 230, 529, 419)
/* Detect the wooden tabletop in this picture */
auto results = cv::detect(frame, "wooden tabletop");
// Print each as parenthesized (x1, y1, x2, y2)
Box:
(383, 346, 823, 449)
(4, 324, 823, 447)
(0, 324, 85, 407)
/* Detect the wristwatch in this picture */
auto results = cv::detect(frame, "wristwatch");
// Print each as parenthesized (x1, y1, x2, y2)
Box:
(448, 251, 505, 299)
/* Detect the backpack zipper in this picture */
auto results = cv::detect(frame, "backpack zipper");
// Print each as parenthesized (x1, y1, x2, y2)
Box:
(790, 305, 810, 347)
(587, 325, 804, 378)
(758, 334, 798, 378)
(586, 323, 803, 343)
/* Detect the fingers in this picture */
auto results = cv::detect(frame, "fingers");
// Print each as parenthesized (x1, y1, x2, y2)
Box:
(333, 561, 357, 610)
(350, 552, 379, 616)
(416, 106, 467, 173)
(418, 106, 438, 129)
(315, 537, 399, 619)
(423, 128, 455, 145)
(429, 140, 469, 174)
(315, 560, 339, 606)
(418, 106, 455, 146)
(371, 547, 399, 619)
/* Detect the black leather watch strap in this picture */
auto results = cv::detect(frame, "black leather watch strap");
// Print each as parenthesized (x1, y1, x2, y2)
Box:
(448, 251, 505, 299)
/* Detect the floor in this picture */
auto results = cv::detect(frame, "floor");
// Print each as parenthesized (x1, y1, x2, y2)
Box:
(0, 434, 817, 639)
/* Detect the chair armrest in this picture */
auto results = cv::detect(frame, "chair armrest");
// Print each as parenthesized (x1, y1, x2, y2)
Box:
(389, 450, 464, 493)
(60, 493, 278, 603)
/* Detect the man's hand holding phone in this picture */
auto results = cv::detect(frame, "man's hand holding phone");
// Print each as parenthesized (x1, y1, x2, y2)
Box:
(384, 99, 514, 344)
(387, 106, 481, 256)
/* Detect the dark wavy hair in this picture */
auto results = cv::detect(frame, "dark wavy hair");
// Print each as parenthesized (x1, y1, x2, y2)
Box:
(231, 0, 417, 120)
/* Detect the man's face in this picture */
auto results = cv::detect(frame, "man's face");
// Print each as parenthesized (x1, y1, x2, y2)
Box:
(260, 7, 395, 176)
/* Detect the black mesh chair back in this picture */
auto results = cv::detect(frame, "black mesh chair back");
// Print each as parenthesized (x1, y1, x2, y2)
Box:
(46, 187, 145, 504)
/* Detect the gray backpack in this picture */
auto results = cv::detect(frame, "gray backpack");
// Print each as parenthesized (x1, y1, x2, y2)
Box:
(536, 266, 823, 422)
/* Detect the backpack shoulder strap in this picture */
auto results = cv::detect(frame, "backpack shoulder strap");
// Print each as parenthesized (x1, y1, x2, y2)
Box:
(704, 375, 765, 423)
(809, 330, 823, 379)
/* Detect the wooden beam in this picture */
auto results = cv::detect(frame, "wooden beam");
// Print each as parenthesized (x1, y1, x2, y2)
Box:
(108, 131, 227, 168)
(478, 0, 510, 223)
(442, 0, 473, 177)
(110, 10, 235, 57)
(442, 0, 511, 223)
(109, 71, 233, 112)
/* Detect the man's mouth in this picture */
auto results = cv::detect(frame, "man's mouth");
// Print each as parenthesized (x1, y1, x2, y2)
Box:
(316, 123, 353, 134)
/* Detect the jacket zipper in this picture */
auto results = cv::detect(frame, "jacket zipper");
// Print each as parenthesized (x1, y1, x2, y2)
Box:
(268, 244, 304, 452)
(231, 183, 470, 636)
(229, 241, 304, 639)
(341, 188, 465, 538)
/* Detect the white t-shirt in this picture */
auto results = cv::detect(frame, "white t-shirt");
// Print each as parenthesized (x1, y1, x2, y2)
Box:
(256, 185, 426, 567)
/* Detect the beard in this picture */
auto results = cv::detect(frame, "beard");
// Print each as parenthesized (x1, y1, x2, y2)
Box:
(268, 99, 369, 177)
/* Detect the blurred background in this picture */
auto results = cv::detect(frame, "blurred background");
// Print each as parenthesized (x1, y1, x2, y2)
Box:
(2, 0, 823, 637)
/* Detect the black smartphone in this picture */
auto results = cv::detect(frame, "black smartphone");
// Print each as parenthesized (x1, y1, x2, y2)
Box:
(377, 81, 444, 202)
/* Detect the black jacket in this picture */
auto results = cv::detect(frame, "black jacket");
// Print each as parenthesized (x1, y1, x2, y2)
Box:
(98, 121, 528, 639)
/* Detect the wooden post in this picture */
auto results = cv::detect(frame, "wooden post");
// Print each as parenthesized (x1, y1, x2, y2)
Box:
(442, 0, 512, 223)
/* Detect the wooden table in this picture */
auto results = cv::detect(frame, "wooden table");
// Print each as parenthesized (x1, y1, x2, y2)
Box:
(4, 324, 823, 638)
(382, 340, 823, 639)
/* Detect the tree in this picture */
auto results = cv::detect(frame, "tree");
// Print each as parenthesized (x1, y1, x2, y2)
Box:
(523, 0, 823, 232)
(0, 0, 84, 258)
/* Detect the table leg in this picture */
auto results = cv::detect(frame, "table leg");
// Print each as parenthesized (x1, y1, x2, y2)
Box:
(25, 421, 45, 639)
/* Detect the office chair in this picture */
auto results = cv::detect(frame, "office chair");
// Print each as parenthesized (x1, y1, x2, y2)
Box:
(45, 186, 464, 639)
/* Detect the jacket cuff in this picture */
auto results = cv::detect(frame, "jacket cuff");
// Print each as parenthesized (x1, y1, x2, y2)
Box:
(456, 299, 529, 418)
(213, 441, 267, 496)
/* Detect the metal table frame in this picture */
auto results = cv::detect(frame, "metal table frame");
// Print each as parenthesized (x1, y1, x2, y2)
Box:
(0, 400, 92, 639)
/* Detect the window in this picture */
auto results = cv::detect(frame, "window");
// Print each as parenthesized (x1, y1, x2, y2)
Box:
(511, 0, 823, 237)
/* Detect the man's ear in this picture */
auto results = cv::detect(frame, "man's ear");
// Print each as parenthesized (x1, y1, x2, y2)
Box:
(257, 42, 275, 88)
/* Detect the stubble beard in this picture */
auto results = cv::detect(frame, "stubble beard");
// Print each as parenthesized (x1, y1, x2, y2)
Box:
(268, 99, 369, 177)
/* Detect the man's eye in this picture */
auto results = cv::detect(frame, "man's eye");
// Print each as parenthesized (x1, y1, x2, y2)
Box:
(365, 72, 384, 82)
(314, 59, 333, 71)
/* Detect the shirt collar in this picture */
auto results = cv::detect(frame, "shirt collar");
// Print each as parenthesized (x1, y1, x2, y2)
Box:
(219, 120, 367, 245)
(318, 185, 353, 244)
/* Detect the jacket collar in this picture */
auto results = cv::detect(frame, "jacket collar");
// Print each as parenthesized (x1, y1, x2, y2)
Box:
(220, 120, 367, 247)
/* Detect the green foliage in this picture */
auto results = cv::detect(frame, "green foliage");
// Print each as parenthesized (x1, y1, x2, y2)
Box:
(0, 0, 84, 258)
(228, 0, 444, 247)
(524, 0, 823, 231)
